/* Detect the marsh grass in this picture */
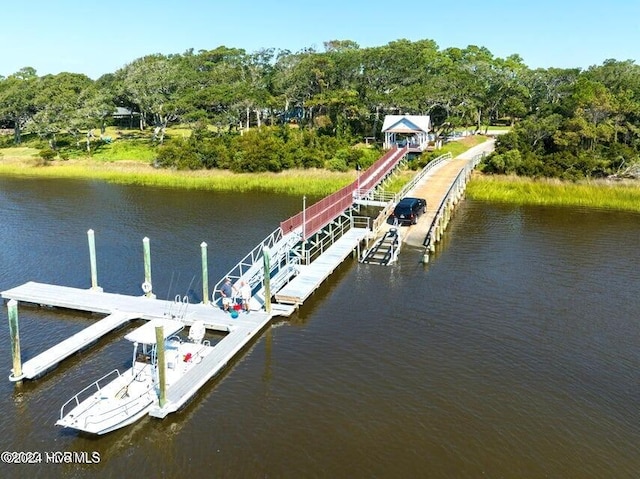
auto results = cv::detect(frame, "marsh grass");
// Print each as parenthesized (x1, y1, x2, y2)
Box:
(468, 175, 640, 213)
(0, 146, 40, 160)
(382, 168, 416, 193)
(0, 159, 353, 196)
(3, 137, 638, 208)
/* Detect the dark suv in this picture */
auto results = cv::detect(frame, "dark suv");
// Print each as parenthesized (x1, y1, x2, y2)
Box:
(392, 197, 427, 225)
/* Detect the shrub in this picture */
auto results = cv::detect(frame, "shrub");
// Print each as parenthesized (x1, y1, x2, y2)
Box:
(325, 156, 348, 171)
(155, 138, 201, 169)
(39, 148, 56, 161)
(482, 149, 523, 174)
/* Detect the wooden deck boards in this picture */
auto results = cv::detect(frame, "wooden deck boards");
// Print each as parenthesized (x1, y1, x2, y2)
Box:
(1, 281, 284, 412)
(1, 142, 480, 425)
(275, 228, 368, 304)
(150, 318, 270, 417)
(18, 311, 139, 380)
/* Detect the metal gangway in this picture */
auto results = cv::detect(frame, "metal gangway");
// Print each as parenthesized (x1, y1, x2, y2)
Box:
(212, 146, 411, 309)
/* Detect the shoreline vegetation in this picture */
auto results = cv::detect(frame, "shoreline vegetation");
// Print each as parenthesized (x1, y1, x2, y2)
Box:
(467, 175, 640, 213)
(0, 157, 354, 196)
(1, 141, 638, 212)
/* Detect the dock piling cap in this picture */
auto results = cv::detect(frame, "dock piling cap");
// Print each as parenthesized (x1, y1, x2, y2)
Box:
(9, 372, 25, 382)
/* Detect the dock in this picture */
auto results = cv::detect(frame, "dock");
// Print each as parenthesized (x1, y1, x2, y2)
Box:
(275, 228, 368, 305)
(15, 310, 139, 380)
(2, 132, 489, 427)
(150, 323, 269, 417)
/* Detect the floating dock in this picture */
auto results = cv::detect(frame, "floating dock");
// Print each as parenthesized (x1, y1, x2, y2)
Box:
(275, 228, 368, 304)
(2, 139, 491, 427)
(0, 224, 367, 415)
(13, 310, 138, 380)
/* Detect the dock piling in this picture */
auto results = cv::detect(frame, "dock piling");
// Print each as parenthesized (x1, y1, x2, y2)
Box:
(87, 229, 101, 291)
(142, 237, 155, 298)
(155, 326, 166, 408)
(201, 242, 209, 305)
(7, 299, 23, 382)
(263, 246, 271, 314)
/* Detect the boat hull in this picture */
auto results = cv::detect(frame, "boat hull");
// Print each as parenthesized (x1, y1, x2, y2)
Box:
(57, 337, 214, 435)
(56, 364, 156, 435)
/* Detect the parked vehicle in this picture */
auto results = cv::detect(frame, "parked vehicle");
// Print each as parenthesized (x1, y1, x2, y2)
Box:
(392, 197, 427, 225)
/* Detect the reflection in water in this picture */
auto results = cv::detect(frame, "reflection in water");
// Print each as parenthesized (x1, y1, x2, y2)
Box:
(1, 177, 639, 478)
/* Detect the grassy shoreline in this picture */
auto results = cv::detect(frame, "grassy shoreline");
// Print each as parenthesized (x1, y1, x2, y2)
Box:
(468, 174, 640, 213)
(2, 147, 639, 211)
(0, 156, 354, 196)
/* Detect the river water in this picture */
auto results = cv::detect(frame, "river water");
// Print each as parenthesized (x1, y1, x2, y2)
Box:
(0, 177, 639, 478)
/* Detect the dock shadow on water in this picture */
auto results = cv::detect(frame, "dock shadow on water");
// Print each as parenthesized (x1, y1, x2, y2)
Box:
(1, 177, 639, 478)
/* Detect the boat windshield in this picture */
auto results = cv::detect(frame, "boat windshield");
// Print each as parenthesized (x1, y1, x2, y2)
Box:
(124, 318, 184, 344)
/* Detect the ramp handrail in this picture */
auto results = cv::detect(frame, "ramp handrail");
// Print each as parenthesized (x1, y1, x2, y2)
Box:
(424, 152, 484, 250)
(281, 146, 408, 240)
(395, 152, 452, 200)
(212, 227, 301, 307)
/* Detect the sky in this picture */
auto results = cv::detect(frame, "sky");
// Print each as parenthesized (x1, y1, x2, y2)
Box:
(1, 0, 639, 79)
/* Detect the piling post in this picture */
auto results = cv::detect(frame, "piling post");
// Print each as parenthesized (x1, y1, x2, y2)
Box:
(201, 242, 209, 305)
(444, 204, 451, 229)
(302, 196, 306, 265)
(422, 248, 430, 264)
(263, 246, 271, 314)
(155, 326, 166, 408)
(142, 237, 155, 298)
(8, 300, 23, 382)
(87, 229, 101, 291)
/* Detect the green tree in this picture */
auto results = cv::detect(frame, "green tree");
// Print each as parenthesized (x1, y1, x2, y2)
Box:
(117, 54, 188, 143)
(0, 67, 38, 144)
(29, 72, 93, 151)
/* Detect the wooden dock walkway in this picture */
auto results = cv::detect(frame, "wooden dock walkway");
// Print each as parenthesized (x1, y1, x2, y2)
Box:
(403, 140, 495, 248)
(2, 139, 486, 426)
(150, 322, 269, 417)
(275, 228, 368, 305)
(1, 281, 286, 376)
(16, 310, 139, 380)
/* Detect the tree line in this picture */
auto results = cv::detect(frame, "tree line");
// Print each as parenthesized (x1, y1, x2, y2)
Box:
(0, 39, 639, 178)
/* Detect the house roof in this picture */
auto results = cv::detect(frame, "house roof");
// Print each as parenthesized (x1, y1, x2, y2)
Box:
(381, 115, 431, 133)
(113, 106, 140, 117)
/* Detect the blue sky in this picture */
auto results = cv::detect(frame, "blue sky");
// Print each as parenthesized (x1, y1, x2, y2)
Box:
(1, 0, 638, 79)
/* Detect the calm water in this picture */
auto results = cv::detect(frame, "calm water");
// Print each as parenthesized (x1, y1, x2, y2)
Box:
(0, 177, 639, 479)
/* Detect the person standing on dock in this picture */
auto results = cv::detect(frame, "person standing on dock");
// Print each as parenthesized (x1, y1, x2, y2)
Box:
(220, 278, 233, 312)
(239, 280, 251, 313)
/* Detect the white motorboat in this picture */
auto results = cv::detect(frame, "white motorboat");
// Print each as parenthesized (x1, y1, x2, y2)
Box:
(56, 317, 212, 435)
